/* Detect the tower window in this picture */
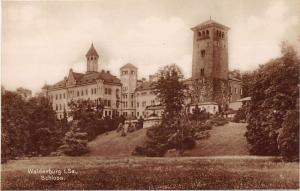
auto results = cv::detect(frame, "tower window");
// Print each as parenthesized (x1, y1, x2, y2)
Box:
(201, 50, 206, 57)
(200, 68, 204, 76)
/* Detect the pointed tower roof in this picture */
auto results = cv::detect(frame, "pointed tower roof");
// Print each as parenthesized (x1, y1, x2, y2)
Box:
(86, 43, 99, 57)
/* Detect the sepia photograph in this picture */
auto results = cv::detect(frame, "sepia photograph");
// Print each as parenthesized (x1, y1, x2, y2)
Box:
(1, 0, 300, 190)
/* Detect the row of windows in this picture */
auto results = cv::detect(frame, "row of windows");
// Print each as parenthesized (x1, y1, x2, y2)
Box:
(121, 70, 135, 75)
(122, 93, 134, 99)
(197, 29, 225, 39)
(87, 56, 97, 61)
(103, 99, 112, 107)
(136, 100, 155, 108)
(49, 87, 117, 100)
(55, 103, 66, 111)
(123, 101, 134, 108)
(229, 87, 243, 95)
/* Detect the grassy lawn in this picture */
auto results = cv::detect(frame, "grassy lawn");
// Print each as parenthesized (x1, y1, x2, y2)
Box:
(1, 156, 299, 190)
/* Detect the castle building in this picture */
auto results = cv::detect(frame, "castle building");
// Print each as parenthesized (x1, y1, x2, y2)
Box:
(42, 44, 122, 119)
(42, 19, 243, 119)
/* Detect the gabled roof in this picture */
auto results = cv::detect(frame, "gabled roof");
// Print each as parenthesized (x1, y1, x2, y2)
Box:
(120, 63, 137, 69)
(191, 19, 230, 30)
(86, 43, 99, 57)
(47, 70, 121, 90)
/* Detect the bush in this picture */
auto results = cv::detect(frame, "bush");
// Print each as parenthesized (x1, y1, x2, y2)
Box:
(233, 105, 247, 123)
(277, 110, 299, 161)
(206, 116, 228, 127)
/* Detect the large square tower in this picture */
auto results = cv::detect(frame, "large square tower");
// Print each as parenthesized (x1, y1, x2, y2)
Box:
(191, 20, 229, 80)
(190, 19, 230, 111)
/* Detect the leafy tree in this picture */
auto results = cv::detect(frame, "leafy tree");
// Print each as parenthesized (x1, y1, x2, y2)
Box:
(68, 98, 104, 140)
(1, 91, 29, 161)
(26, 96, 62, 155)
(1, 91, 62, 161)
(245, 44, 299, 156)
(134, 64, 195, 156)
(154, 64, 187, 121)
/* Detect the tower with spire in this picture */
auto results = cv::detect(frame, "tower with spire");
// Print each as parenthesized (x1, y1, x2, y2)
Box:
(86, 43, 99, 73)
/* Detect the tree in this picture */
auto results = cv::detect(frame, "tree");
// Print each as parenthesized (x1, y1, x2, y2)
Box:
(59, 120, 89, 156)
(154, 64, 187, 121)
(1, 91, 62, 161)
(245, 44, 299, 156)
(134, 64, 195, 156)
(67, 98, 104, 140)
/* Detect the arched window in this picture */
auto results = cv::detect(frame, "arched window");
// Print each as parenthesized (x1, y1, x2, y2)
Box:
(198, 31, 201, 37)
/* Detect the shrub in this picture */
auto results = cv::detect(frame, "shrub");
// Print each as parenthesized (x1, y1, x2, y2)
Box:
(277, 110, 299, 161)
(233, 105, 247, 123)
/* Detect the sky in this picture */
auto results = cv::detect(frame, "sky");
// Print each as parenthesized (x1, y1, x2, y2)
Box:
(2, 0, 300, 93)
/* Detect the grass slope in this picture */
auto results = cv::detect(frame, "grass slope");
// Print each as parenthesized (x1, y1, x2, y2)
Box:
(184, 122, 249, 156)
(87, 122, 249, 157)
(2, 156, 299, 189)
(86, 128, 148, 156)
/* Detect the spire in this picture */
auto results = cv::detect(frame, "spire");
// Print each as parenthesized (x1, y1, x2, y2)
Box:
(86, 43, 99, 57)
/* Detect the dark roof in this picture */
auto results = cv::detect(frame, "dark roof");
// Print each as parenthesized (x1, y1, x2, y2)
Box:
(120, 63, 137, 69)
(47, 70, 121, 90)
(135, 81, 156, 91)
(192, 19, 230, 30)
(146, 105, 165, 110)
(86, 43, 99, 57)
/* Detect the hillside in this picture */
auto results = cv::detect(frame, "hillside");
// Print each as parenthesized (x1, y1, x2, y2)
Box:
(87, 122, 249, 156)
(86, 128, 148, 156)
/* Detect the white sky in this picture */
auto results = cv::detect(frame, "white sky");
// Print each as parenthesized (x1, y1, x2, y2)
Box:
(2, 0, 300, 93)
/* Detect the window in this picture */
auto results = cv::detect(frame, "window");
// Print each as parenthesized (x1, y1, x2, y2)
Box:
(132, 112, 134, 116)
(235, 88, 237, 94)
(200, 68, 204, 76)
(105, 111, 107, 116)
(137, 102, 139, 108)
(142, 101, 146, 107)
(198, 31, 201, 37)
(109, 111, 111, 116)
(131, 71, 135, 74)
(56, 95, 58, 100)
(131, 101, 134, 107)
(63, 93, 65, 99)
(56, 104, 58, 111)
(201, 50, 205, 57)
(86, 89, 88, 95)
(59, 94, 62, 99)
(206, 30, 209, 36)
(131, 93, 134, 99)
(240, 88, 242, 95)
(81, 90, 83, 96)
(137, 112, 139, 116)
(77, 91, 79, 97)
(108, 100, 111, 107)
(222, 32, 224, 38)
(151, 100, 155, 105)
